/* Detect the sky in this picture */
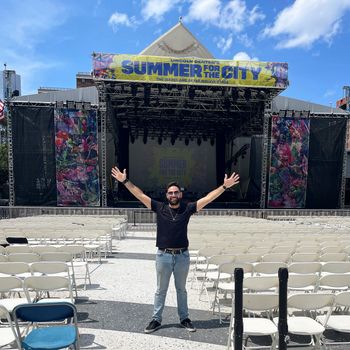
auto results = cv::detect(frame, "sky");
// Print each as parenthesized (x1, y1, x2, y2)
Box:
(1, 0, 350, 107)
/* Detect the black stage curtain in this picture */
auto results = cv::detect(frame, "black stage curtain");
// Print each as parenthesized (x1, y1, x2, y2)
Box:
(306, 118, 346, 209)
(12, 106, 56, 205)
(247, 135, 263, 204)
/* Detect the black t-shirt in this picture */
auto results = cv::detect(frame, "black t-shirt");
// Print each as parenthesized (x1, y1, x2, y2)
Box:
(151, 199, 197, 248)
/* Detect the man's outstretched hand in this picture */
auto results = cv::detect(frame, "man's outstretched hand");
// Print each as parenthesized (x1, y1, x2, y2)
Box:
(111, 166, 127, 183)
(223, 172, 240, 188)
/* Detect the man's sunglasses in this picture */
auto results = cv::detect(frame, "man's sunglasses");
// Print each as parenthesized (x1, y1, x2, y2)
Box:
(167, 191, 180, 196)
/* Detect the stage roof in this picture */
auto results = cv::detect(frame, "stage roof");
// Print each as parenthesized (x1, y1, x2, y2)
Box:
(139, 21, 214, 59)
(12, 86, 349, 116)
(272, 95, 349, 115)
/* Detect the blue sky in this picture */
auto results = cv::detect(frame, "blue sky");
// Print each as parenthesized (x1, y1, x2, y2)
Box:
(2, 0, 350, 106)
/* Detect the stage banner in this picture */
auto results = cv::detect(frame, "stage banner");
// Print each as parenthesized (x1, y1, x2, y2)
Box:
(54, 109, 100, 207)
(11, 106, 57, 206)
(92, 53, 288, 89)
(267, 116, 310, 208)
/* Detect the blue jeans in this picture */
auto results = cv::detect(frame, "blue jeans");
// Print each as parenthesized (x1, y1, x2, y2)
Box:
(152, 249, 190, 323)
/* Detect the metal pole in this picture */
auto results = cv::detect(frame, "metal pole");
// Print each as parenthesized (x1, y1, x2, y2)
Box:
(234, 267, 244, 350)
(278, 267, 289, 350)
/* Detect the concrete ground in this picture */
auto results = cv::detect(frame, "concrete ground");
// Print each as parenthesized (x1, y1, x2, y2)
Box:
(74, 229, 350, 350)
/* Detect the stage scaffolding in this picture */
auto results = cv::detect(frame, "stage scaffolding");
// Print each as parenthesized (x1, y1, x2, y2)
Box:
(6, 85, 348, 209)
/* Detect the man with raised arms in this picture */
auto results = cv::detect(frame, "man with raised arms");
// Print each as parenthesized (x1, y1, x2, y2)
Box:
(111, 167, 240, 333)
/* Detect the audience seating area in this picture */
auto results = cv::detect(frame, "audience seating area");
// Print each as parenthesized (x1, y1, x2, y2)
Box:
(187, 216, 350, 349)
(0, 214, 127, 349)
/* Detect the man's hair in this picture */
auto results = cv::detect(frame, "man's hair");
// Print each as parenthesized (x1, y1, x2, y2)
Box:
(166, 181, 181, 192)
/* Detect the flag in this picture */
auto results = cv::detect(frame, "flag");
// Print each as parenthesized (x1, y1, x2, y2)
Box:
(0, 100, 4, 120)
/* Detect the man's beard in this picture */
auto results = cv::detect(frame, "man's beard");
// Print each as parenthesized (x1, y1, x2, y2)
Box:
(167, 197, 180, 206)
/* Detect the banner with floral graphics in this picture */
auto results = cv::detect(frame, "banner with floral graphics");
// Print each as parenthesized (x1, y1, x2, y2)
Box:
(267, 115, 310, 208)
(54, 109, 100, 206)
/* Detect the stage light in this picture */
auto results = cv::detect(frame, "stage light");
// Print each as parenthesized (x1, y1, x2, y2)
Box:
(158, 136, 162, 145)
(130, 134, 135, 144)
(188, 87, 195, 100)
(210, 137, 215, 146)
(131, 84, 138, 97)
(144, 85, 150, 106)
(171, 135, 176, 145)
(197, 137, 202, 146)
(237, 90, 245, 100)
(143, 128, 148, 144)
(244, 89, 251, 101)
(185, 137, 189, 146)
(258, 90, 266, 99)
(232, 89, 239, 101)
(75, 102, 83, 110)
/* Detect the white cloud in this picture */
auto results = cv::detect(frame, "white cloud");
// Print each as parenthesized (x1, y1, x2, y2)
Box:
(186, 0, 221, 23)
(233, 51, 258, 61)
(141, 0, 182, 22)
(187, 0, 265, 32)
(216, 35, 233, 53)
(237, 33, 253, 48)
(108, 12, 138, 31)
(263, 0, 350, 49)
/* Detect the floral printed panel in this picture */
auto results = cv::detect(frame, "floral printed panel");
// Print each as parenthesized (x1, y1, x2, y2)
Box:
(267, 116, 310, 208)
(55, 109, 100, 206)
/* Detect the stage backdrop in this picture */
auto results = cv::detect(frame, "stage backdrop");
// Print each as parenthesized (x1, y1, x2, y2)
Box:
(129, 138, 216, 194)
(54, 109, 100, 206)
(12, 106, 57, 205)
(267, 115, 310, 208)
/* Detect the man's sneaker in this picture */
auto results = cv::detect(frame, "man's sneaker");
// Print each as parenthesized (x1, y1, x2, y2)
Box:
(144, 319, 161, 334)
(180, 318, 196, 332)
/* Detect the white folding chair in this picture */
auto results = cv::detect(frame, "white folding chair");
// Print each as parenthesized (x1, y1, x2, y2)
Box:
(228, 293, 279, 349)
(199, 254, 236, 307)
(7, 253, 40, 263)
(0, 276, 28, 312)
(5, 245, 32, 254)
(320, 253, 348, 262)
(57, 245, 91, 290)
(23, 275, 74, 304)
(0, 304, 21, 349)
(288, 262, 322, 275)
(254, 262, 287, 276)
(261, 253, 290, 263)
(288, 274, 319, 292)
(213, 262, 254, 324)
(321, 262, 350, 275)
(278, 293, 334, 348)
(291, 253, 319, 262)
(0, 262, 31, 278)
(316, 291, 350, 345)
(318, 274, 350, 293)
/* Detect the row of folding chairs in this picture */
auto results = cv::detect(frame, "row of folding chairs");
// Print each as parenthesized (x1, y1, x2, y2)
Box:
(189, 241, 350, 255)
(0, 251, 91, 293)
(0, 240, 110, 262)
(227, 291, 350, 349)
(196, 262, 350, 321)
(192, 250, 350, 267)
(0, 274, 74, 313)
